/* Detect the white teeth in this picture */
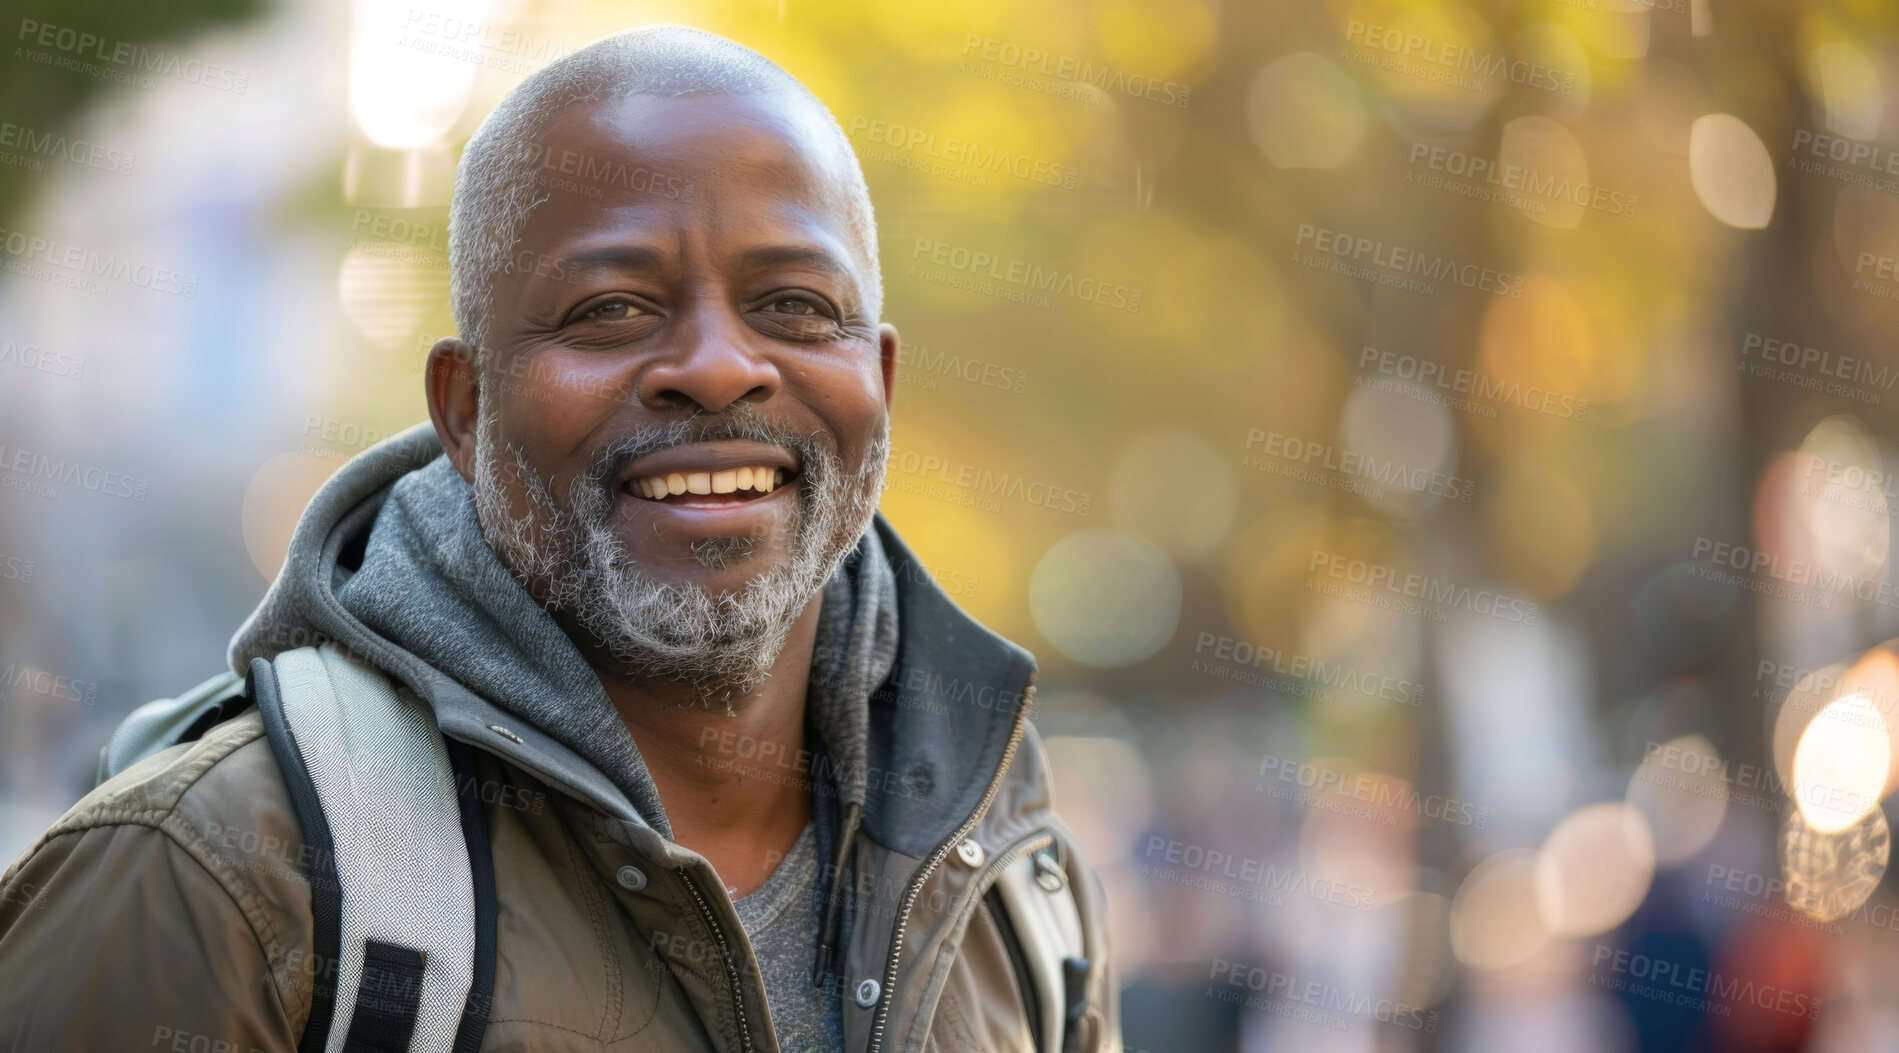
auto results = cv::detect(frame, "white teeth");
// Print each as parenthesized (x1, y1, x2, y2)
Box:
(634, 466, 788, 500)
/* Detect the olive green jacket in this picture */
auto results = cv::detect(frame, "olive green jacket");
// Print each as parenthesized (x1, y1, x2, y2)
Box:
(0, 689, 1116, 1051)
(0, 426, 1119, 1052)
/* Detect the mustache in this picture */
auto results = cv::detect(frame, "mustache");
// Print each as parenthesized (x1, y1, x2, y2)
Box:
(580, 403, 833, 494)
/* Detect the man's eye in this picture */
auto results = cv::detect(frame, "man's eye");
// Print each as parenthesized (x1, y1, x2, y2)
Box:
(769, 297, 820, 316)
(580, 299, 643, 322)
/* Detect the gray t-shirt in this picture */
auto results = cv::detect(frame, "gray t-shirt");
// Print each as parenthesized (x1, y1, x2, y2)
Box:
(733, 819, 843, 1052)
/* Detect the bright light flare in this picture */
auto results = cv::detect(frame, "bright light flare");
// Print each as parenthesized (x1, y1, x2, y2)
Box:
(1791, 691, 1890, 833)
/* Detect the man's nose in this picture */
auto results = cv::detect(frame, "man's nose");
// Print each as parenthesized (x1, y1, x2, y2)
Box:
(637, 312, 780, 413)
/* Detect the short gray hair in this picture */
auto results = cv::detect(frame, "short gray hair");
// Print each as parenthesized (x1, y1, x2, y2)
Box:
(447, 24, 880, 359)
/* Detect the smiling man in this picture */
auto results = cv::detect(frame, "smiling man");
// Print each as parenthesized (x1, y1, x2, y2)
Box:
(0, 24, 1118, 1053)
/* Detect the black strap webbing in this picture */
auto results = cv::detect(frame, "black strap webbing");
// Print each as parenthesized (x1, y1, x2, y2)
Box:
(446, 739, 497, 1053)
(1060, 955, 1091, 1053)
(342, 940, 427, 1053)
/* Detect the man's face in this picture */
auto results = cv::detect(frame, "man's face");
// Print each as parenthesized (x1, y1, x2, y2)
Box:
(433, 90, 895, 699)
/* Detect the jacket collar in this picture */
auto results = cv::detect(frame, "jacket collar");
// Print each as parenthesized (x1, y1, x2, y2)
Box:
(858, 517, 1036, 857)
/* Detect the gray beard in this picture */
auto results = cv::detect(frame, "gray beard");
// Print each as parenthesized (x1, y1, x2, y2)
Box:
(470, 402, 887, 709)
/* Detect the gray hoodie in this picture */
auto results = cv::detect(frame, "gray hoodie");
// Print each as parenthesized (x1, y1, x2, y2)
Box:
(229, 421, 896, 841)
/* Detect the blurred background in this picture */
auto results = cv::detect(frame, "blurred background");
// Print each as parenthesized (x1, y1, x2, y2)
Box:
(4, 0, 1899, 1049)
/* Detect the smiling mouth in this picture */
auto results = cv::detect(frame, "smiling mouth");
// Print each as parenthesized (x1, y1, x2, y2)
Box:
(628, 466, 796, 504)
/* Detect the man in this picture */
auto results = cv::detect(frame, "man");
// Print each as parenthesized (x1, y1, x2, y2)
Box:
(0, 24, 1118, 1053)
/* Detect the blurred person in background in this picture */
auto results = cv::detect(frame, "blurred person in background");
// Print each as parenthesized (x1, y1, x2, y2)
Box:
(0, 25, 1116, 1052)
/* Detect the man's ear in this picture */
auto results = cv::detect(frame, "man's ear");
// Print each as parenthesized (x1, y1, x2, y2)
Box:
(425, 337, 481, 482)
(878, 322, 899, 412)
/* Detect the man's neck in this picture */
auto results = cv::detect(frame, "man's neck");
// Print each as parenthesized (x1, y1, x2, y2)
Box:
(590, 595, 824, 898)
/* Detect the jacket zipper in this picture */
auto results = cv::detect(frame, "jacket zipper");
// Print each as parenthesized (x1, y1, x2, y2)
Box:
(980, 831, 1056, 883)
(866, 675, 1038, 1052)
(680, 866, 755, 1053)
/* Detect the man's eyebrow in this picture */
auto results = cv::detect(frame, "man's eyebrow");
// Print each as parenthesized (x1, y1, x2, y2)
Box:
(543, 244, 854, 279)
(556, 246, 667, 275)
(738, 244, 854, 277)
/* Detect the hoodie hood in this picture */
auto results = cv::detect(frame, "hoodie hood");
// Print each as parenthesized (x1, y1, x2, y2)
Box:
(229, 421, 902, 840)
(231, 421, 1038, 863)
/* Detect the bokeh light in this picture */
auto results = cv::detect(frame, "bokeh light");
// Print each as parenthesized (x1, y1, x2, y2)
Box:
(348, 0, 486, 149)
(1781, 805, 1890, 924)
(1802, 38, 1882, 140)
(1337, 377, 1459, 521)
(1627, 733, 1729, 867)
(1534, 801, 1656, 937)
(1451, 848, 1551, 971)
(1792, 691, 1890, 834)
(1246, 53, 1368, 171)
(1029, 529, 1181, 666)
(1107, 430, 1236, 560)
(1688, 113, 1777, 229)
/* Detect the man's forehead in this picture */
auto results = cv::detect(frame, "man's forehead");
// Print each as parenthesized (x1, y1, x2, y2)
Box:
(516, 91, 860, 258)
(540, 91, 848, 201)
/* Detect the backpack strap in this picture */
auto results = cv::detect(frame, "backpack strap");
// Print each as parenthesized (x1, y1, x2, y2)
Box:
(251, 644, 492, 1053)
(992, 840, 1090, 1053)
